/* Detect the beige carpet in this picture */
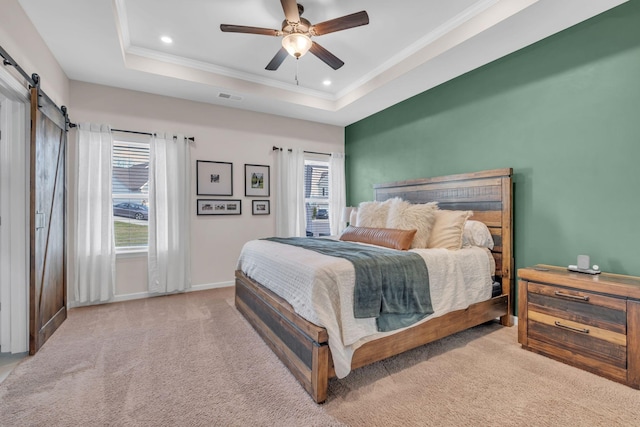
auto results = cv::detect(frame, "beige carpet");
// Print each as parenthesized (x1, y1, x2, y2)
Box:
(0, 288, 638, 426)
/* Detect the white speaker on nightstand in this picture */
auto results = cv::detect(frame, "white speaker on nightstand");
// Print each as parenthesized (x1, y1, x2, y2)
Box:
(568, 254, 601, 274)
(577, 255, 590, 270)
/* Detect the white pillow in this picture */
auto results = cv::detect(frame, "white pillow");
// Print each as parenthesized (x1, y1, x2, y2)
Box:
(356, 198, 396, 228)
(386, 199, 438, 248)
(349, 209, 358, 226)
(462, 220, 494, 249)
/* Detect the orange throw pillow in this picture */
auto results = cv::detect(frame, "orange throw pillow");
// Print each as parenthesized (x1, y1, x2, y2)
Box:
(339, 226, 417, 251)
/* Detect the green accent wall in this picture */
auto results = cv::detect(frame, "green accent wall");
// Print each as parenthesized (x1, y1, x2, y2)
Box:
(345, 1, 640, 279)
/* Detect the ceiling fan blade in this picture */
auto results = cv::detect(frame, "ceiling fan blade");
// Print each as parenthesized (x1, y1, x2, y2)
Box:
(280, 0, 300, 23)
(220, 24, 279, 36)
(309, 42, 344, 70)
(266, 47, 289, 71)
(311, 11, 369, 36)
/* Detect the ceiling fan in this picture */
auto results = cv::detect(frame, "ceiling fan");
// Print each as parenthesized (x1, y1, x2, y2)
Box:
(220, 0, 369, 71)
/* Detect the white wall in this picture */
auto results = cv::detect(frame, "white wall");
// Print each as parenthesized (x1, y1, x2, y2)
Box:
(69, 81, 344, 301)
(0, 0, 69, 107)
(0, 0, 344, 304)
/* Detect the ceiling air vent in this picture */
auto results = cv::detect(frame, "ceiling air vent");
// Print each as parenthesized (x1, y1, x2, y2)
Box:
(218, 92, 242, 101)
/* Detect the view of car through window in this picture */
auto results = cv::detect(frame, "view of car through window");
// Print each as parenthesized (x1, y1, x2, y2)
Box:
(113, 202, 148, 220)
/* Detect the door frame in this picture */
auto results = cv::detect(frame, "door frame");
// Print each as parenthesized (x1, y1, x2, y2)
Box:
(0, 66, 30, 354)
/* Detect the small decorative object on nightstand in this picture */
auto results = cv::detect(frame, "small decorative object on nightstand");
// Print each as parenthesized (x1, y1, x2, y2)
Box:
(567, 254, 601, 275)
(518, 265, 640, 389)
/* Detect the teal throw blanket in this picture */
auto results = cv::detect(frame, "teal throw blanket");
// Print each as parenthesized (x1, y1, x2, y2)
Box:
(265, 237, 433, 332)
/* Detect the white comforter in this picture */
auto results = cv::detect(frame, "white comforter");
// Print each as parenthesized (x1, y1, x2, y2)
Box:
(236, 239, 494, 378)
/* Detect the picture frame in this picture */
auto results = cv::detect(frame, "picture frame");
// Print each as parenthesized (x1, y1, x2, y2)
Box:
(197, 161, 233, 196)
(252, 200, 270, 215)
(197, 199, 241, 215)
(244, 164, 270, 197)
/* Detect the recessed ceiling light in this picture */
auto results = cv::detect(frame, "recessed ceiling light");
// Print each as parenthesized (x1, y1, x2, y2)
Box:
(161, 36, 173, 44)
(323, 80, 331, 86)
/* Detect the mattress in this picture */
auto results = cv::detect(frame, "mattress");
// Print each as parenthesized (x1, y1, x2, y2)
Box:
(236, 239, 494, 378)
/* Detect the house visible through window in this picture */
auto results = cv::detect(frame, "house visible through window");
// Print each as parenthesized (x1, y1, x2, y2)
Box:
(304, 156, 330, 237)
(112, 139, 150, 250)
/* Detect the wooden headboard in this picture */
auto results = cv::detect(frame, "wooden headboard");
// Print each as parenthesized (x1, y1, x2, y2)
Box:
(373, 168, 514, 311)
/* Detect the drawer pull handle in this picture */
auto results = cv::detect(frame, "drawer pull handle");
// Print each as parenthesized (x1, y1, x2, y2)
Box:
(554, 291, 589, 302)
(554, 321, 589, 334)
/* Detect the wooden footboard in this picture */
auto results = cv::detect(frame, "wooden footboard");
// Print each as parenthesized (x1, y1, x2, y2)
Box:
(235, 270, 508, 403)
(235, 270, 331, 403)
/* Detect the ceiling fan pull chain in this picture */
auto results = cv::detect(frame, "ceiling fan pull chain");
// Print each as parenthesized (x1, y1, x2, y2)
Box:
(295, 57, 300, 86)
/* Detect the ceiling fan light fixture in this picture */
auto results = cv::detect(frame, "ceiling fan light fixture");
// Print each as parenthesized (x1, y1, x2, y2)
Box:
(282, 33, 312, 58)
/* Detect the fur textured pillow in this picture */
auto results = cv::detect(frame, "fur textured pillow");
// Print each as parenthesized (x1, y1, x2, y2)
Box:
(386, 199, 439, 248)
(340, 226, 417, 251)
(355, 198, 396, 228)
(427, 210, 473, 250)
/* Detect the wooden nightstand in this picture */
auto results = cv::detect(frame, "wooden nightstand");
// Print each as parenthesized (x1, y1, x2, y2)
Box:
(518, 265, 640, 389)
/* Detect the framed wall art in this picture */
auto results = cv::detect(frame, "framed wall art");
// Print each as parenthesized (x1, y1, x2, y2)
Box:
(245, 164, 270, 197)
(197, 160, 233, 196)
(197, 199, 241, 215)
(252, 200, 270, 215)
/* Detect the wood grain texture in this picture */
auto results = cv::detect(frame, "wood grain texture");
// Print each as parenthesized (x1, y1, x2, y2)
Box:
(527, 310, 626, 346)
(518, 280, 529, 346)
(373, 168, 513, 314)
(350, 296, 507, 369)
(528, 282, 627, 312)
(372, 168, 512, 188)
(519, 266, 640, 390)
(234, 169, 514, 403)
(520, 265, 640, 300)
(525, 337, 628, 384)
(628, 300, 640, 388)
(528, 320, 626, 368)
(235, 279, 324, 400)
(235, 271, 327, 343)
(527, 280, 626, 335)
(312, 344, 330, 403)
(236, 282, 315, 369)
(29, 87, 67, 355)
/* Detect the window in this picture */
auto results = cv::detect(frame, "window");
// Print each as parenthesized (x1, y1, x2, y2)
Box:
(112, 139, 150, 250)
(304, 156, 330, 237)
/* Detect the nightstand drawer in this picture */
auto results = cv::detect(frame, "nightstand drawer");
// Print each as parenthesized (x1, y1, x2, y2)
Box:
(527, 311, 627, 368)
(527, 282, 627, 334)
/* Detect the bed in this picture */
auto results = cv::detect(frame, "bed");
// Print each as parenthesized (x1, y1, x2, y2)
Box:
(235, 168, 514, 403)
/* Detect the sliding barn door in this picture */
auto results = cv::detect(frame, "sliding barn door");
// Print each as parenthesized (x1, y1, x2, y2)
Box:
(29, 87, 66, 354)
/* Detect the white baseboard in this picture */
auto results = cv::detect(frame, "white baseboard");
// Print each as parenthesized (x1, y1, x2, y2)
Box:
(189, 281, 234, 292)
(68, 281, 234, 309)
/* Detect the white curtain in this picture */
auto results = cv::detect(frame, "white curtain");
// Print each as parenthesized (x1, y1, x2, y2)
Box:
(329, 152, 347, 235)
(275, 147, 305, 237)
(74, 123, 115, 304)
(148, 133, 191, 294)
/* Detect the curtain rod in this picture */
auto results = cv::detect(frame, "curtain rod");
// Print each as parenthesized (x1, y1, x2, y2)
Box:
(272, 146, 330, 156)
(68, 122, 195, 142)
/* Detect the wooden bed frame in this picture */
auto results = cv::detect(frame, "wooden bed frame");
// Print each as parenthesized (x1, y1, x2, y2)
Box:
(235, 168, 514, 403)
